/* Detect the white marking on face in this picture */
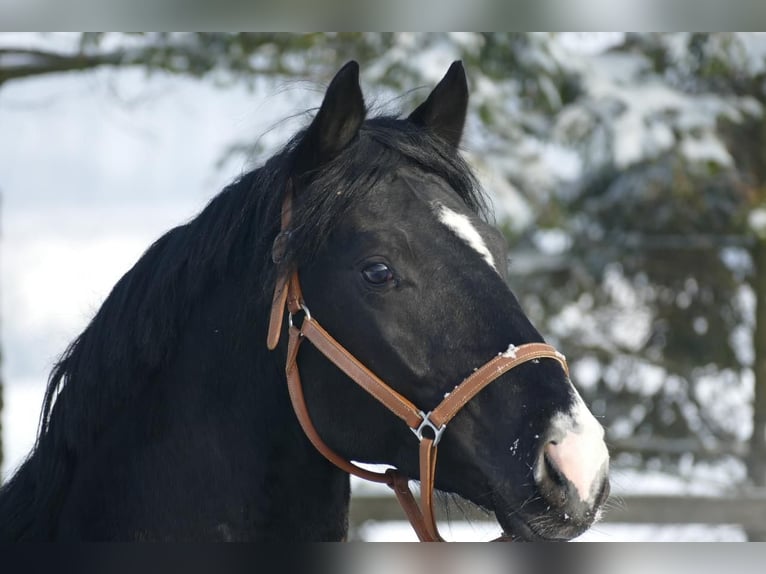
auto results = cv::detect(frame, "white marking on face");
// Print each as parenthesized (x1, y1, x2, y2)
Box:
(536, 384, 609, 504)
(435, 204, 497, 272)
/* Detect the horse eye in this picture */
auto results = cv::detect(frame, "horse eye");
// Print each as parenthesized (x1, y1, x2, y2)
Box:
(362, 262, 394, 285)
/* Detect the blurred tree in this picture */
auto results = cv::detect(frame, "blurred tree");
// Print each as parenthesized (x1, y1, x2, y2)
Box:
(502, 33, 766, 489)
(0, 33, 393, 87)
(1, 33, 765, 492)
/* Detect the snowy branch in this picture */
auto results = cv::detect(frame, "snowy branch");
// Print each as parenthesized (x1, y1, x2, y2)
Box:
(0, 36, 311, 87)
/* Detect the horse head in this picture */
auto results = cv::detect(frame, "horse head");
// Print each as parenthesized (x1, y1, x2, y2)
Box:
(275, 61, 610, 541)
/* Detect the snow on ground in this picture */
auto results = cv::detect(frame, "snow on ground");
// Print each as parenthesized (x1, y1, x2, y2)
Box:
(357, 520, 746, 542)
(609, 463, 746, 497)
(347, 461, 750, 541)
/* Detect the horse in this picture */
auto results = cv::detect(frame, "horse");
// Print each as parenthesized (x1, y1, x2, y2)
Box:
(0, 61, 609, 541)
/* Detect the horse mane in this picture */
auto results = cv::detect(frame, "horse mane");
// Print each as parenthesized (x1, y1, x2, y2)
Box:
(3, 112, 485, 537)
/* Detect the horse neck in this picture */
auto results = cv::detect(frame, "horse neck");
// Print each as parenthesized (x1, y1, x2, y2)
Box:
(159, 279, 353, 541)
(257, 402, 352, 540)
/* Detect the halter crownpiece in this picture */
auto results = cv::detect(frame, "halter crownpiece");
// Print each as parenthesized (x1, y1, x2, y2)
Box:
(267, 185, 569, 542)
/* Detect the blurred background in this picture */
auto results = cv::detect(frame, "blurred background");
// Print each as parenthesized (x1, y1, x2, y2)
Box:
(1, 32, 765, 541)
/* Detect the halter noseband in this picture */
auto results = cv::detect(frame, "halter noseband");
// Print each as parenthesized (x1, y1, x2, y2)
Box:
(267, 185, 569, 542)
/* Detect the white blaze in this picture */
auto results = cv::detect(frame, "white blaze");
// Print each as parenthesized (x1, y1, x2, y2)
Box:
(540, 385, 609, 504)
(436, 204, 497, 272)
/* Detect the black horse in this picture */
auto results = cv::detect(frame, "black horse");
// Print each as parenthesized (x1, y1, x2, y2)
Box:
(0, 61, 609, 541)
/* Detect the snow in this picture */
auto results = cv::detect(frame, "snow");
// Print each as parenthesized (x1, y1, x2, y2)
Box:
(350, 458, 751, 541)
(0, 52, 53, 68)
(748, 207, 766, 237)
(533, 228, 573, 254)
(575, 523, 746, 542)
(356, 519, 746, 542)
(1, 380, 46, 479)
(543, 35, 762, 179)
(706, 32, 766, 77)
(695, 368, 754, 441)
(468, 155, 533, 230)
(600, 81, 684, 168)
(501, 344, 518, 359)
(0, 32, 80, 52)
(680, 132, 733, 166)
(557, 33, 625, 56)
(501, 137, 584, 197)
(572, 356, 601, 391)
(535, 141, 583, 182)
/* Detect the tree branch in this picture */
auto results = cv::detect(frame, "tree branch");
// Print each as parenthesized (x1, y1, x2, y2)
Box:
(0, 36, 308, 88)
(0, 48, 125, 85)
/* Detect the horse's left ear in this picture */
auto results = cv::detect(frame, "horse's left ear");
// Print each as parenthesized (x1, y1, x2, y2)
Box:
(293, 61, 366, 175)
(408, 61, 468, 147)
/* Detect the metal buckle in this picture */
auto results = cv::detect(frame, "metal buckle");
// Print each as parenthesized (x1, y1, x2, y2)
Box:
(411, 411, 446, 446)
(288, 303, 312, 329)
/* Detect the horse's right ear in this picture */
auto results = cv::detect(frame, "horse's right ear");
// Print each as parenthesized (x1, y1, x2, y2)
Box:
(408, 61, 468, 148)
(293, 61, 366, 175)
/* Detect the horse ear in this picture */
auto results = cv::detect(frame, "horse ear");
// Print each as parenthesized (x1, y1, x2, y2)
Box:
(293, 61, 366, 175)
(408, 61, 468, 147)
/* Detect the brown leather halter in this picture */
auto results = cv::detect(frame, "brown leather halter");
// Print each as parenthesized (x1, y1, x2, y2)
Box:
(266, 185, 569, 541)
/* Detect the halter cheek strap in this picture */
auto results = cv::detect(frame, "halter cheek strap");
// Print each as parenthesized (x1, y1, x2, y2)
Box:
(267, 187, 569, 542)
(267, 184, 294, 351)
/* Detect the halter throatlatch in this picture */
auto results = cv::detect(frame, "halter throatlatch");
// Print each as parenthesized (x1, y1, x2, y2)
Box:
(267, 186, 569, 542)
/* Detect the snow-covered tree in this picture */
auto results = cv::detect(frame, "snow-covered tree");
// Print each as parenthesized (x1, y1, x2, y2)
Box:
(501, 33, 766, 487)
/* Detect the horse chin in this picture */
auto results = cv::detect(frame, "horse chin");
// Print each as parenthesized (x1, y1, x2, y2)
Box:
(496, 516, 551, 542)
(493, 500, 594, 542)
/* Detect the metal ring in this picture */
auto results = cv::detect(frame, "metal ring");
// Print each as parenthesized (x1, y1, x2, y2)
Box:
(288, 303, 312, 329)
(411, 411, 447, 446)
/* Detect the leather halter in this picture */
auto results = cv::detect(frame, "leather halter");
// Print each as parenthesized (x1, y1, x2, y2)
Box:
(266, 185, 569, 541)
